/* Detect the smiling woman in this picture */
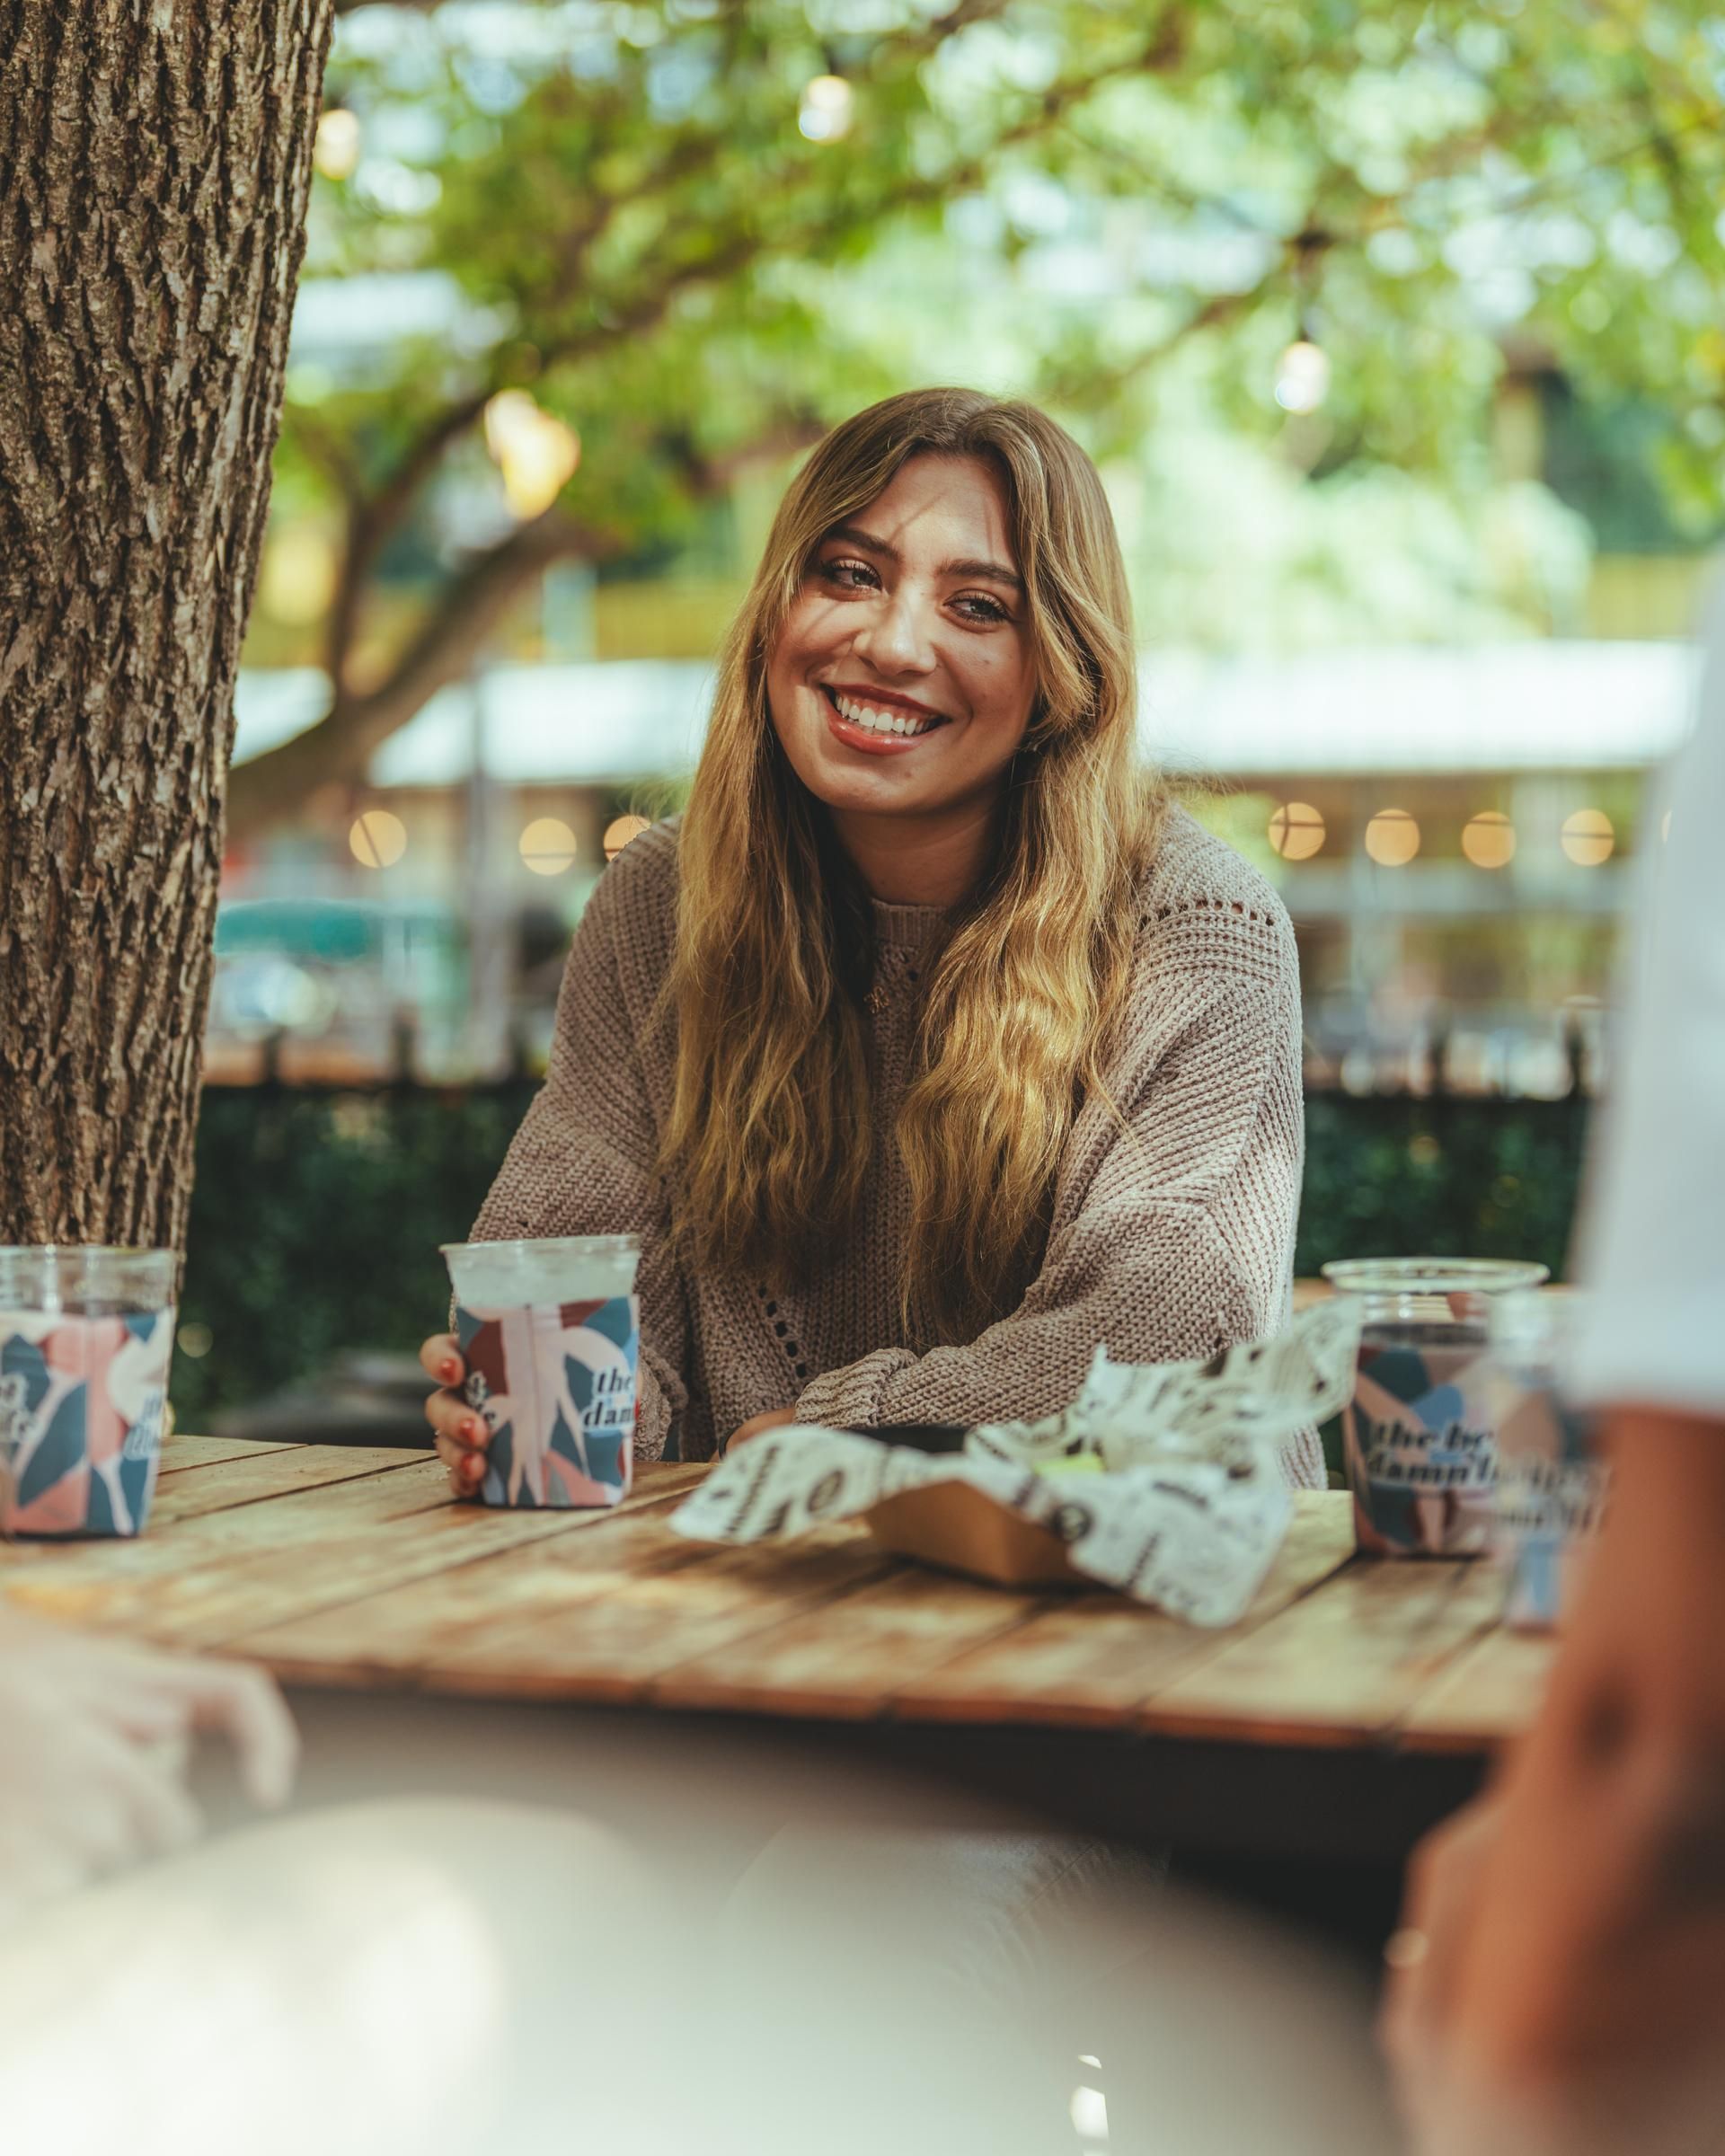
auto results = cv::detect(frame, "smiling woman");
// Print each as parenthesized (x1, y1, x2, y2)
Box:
(423, 387, 1315, 1488)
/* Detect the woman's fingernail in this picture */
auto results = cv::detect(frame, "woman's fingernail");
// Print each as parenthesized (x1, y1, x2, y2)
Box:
(441, 1359, 459, 1381)
(464, 1418, 483, 1443)
(464, 1455, 482, 1480)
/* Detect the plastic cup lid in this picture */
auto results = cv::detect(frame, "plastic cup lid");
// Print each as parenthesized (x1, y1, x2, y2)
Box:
(1321, 1257, 1550, 1295)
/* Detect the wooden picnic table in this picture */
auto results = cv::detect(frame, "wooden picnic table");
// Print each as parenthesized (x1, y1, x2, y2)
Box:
(0, 1436, 1555, 1864)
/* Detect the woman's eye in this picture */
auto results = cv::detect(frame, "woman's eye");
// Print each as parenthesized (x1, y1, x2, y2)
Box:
(819, 557, 879, 590)
(953, 593, 1010, 623)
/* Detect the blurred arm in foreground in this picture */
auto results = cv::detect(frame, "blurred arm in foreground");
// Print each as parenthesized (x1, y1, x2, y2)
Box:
(0, 1599, 297, 1924)
(1384, 591, 1725, 2153)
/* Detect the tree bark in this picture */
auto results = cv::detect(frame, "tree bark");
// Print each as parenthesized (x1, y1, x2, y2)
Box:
(0, 0, 334, 1248)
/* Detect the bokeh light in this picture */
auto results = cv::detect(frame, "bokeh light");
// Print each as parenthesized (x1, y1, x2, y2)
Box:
(603, 814, 651, 863)
(1364, 808, 1420, 867)
(519, 817, 579, 875)
(349, 809, 407, 869)
(261, 526, 337, 625)
(799, 75, 854, 142)
(483, 391, 580, 519)
(1274, 340, 1331, 414)
(1267, 800, 1326, 861)
(1462, 810, 1517, 869)
(1561, 808, 1614, 866)
(314, 107, 362, 181)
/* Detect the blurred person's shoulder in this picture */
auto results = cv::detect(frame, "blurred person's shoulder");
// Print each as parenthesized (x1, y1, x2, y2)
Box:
(1134, 804, 1295, 985)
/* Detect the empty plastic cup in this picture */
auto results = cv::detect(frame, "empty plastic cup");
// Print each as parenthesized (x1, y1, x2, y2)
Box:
(441, 1236, 641, 1509)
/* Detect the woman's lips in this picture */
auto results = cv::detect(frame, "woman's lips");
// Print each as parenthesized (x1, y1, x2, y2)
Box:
(819, 686, 949, 757)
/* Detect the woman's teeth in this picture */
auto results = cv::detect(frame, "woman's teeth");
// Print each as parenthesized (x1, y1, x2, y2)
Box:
(830, 690, 941, 738)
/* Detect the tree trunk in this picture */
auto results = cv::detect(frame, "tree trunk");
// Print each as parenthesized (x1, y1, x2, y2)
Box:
(0, 0, 334, 1249)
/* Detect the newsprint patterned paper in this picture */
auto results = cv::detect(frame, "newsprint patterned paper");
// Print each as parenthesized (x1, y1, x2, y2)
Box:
(670, 1302, 1361, 1627)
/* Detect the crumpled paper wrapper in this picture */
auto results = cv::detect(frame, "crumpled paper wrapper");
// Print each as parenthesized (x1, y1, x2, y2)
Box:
(669, 1302, 1361, 1626)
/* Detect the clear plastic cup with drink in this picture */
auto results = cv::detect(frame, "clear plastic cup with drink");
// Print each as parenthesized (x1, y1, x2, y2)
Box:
(0, 1245, 179, 1539)
(1322, 1257, 1550, 1558)
(440, 1235, 641, 1509)
(1486, 1287, 1607, 1629)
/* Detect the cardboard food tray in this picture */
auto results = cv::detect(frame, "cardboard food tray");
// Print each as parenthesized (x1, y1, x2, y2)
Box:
(844, 1425, 1089, 1589)
(862, 1481, 1088, 1587)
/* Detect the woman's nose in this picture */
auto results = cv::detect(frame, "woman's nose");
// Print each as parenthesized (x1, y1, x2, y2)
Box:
(854, 587, 936, 674)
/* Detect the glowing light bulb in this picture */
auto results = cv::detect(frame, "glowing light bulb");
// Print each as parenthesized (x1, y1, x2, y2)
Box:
(799, 75, 854, 142)
(1274, 339, 1331, 414)
(314, 107, 362, 181)
(483, 391, 580, 519)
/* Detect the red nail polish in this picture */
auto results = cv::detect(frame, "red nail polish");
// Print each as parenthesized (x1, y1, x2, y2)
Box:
(441, 1359, 459, 1381)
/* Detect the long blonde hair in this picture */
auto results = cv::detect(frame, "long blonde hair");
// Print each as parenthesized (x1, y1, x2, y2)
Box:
(650, 387, 1167, 1348)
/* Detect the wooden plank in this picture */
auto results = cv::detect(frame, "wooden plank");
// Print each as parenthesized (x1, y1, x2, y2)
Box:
(892, 1491, 1357, 1729)
(650, 1559, 1048, 1721)
(158, 1435, 296, 1472)
(424, 1524, 893, 1702)
(69, 1468, 707, 1649)
(238, 1517, 890, 1704)
(0, 1455, 703, 1649)
(152, 1443, 426, 1524)
(1137, 1553, 1508, 1748)
(1397, 1622, 1556, 1754)
(0, 1458, 456, 1605)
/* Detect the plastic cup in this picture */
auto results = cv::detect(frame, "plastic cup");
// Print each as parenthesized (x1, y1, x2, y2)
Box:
(441, 1236, 641, 1509)
(1486, 1289, 1607, 1630)
(1321, 1257, 1549, 1558)
(0, 1246, 179, 1540)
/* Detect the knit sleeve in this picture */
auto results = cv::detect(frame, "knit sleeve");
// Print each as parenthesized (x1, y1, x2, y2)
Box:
(790, 904, 1319, 1487)
(468, 868, 690, 1463)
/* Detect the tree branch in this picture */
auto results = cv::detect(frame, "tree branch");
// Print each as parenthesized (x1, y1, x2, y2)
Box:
(330, 0, 1026, 599)
(262, 10, 1194, 838)
(226, 508, 621, 843)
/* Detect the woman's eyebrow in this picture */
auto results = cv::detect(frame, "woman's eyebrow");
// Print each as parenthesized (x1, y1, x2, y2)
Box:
(944, 554, 1024, 593)
(824, 524, 1024, 593)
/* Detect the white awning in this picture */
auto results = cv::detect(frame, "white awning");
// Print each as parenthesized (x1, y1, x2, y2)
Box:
(233, 639, 1702, 789)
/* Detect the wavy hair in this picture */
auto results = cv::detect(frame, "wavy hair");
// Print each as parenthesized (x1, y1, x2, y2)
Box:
(650, 387, 1167, 1348)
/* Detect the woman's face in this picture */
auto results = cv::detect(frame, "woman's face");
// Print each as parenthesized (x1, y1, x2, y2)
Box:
(765, 454, 1038, 860)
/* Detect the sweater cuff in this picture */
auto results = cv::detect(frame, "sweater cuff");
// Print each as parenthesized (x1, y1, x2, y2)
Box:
(633, 1350, 679, 1463)
(793, 1348, 916, 1430)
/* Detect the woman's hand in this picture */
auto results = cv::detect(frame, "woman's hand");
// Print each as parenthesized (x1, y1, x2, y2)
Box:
(724, 1407, 801, 1454)
(420, 1331, 488, 1496)
(0, 1606, 298, 1924)
(1383, 1409, 1725, 2152)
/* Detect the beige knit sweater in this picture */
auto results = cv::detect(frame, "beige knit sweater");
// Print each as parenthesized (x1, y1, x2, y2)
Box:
(472, 807, 1322, 1489)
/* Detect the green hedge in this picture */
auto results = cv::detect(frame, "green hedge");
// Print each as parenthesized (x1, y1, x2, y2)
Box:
(171, 1083, 1592, 1428)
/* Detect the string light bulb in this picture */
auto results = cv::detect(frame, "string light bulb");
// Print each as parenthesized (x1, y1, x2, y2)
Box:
(314, 105, 362, 181)
(483, 391, 580, 519)
(1274, 338, 1331, 414)
(799, 75, 854, 142)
